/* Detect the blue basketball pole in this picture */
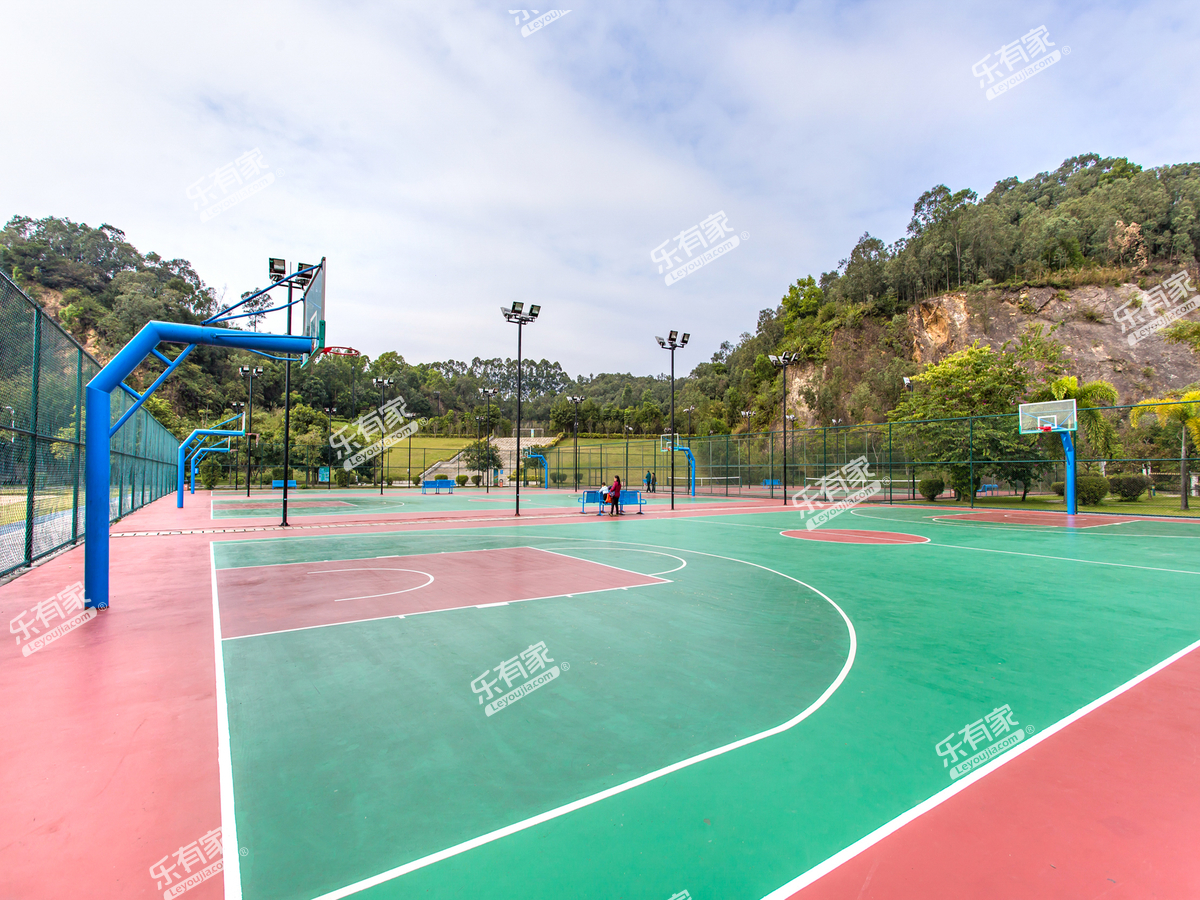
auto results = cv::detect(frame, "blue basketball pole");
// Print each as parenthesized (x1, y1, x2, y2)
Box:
(178, 416, 245, 506)
(1060, 430, 1077, 515)
(85, 321, 313, 609)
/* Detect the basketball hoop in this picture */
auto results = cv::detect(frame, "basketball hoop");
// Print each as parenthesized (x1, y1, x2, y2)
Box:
(317, 346, 361, 358)
(1039, 425, 1052, 433)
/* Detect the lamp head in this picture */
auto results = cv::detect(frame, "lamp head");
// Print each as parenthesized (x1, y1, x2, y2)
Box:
(656, 336, 666, 348)
(668, 330, 678, 343)
(528, 304, 540, 319)
(268, 258, 287, 282)
(681, 333, 690, 346)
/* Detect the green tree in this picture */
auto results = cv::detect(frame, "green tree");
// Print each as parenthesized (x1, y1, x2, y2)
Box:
(1028, 375, 1120, 460)
(462, 439, 503, 476)
(1131, 392, 1200, 510)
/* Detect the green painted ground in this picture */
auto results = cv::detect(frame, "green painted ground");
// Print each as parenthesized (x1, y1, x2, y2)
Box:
(209, 489, 751, 518)
(214, 506, 1200, 900)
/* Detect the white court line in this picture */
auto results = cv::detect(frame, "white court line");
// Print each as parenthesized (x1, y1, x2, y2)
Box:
(759, 636, 1200, 899)
(210, 543, 243, 900)
(307, 542, 857, 900)
(533, 545, 688, 575)
(931, 541, 1200, 576)
(304, 567, 436, 602)
(848, 505, 1200, 538)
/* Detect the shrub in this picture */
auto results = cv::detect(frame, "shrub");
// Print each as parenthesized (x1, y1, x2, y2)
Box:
(199, 458, 222, 490)
(1051, 481, 1065, 496)
(470, 474, 482, 486)
(334, 468, 351, 488)
(386, 478, 394, 486)
(456, 475, 469, 486)
(1077, 475, 1110, 505)
(550, 471, 568, 484)
(411, 475, 421, 486)
(435, 473, 449, 480)
(1108, 474, 1151, 501)
(918, 477, 944, 502)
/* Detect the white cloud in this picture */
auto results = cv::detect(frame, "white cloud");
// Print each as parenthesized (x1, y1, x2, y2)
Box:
(3, 0, 1197, 376)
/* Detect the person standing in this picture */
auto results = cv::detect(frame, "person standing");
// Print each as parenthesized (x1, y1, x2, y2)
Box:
(644, 470, 651, 492)
(651, 471, 657, 493)
(609, 475, 622, 516)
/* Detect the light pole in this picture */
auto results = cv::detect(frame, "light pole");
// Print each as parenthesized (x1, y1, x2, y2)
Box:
(655, 330, 690, 511)
(372, 377, 394, 494)
(770, 352, 800, 507)
(231, 402, 245, 490)
(431, 391, 441, 436)
(481, 388, 499, 493)
(501, 302, 541, 516)
(567, 395, 584, 491)
(239, 365, 263, 496)
(324, 405, 336, 490)
(683, 405, 696, 437)
(268, 258, 313, 527)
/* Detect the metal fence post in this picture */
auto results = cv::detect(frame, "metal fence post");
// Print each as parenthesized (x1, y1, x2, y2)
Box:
(72, 345, 83, 540)
(23, 309, 43, 566)
(969, 416, 975, 509)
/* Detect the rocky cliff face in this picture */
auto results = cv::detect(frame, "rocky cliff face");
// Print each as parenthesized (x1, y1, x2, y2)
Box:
(907, 283, 1200, 402)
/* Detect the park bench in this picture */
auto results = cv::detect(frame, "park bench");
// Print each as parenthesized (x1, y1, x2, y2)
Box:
(580, 489, 645, 515)
(977, 483, 999, 496)
(271, 480, 298, 488)
(422, 480, 454, 494)
(761, 479, 781, 487)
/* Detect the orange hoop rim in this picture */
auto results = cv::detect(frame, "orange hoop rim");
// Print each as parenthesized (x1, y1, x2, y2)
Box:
(318, 346, 361, 357)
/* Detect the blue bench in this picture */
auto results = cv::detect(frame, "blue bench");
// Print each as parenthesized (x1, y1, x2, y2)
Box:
(761, 479, 781, 487)
(271, 480, 298, 488)
(976, 483, 999, 496)
(580, 489, 645, 515)
(422, 480, 454, 494)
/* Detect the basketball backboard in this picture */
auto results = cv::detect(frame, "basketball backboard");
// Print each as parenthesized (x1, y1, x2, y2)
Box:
(301, 258, 326, 367)
(1018, 399, 1078, 434)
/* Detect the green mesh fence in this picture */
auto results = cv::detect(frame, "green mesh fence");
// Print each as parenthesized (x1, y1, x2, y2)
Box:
(1, 270, 177, 576)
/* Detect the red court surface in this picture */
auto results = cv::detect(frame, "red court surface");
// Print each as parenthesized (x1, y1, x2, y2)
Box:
(781, 529, 930, 544)
(216, 546, 667, 638)
(213, 499, 357, 510)
(785, 643, 1200, 900)
(933, 510, 1142, 527)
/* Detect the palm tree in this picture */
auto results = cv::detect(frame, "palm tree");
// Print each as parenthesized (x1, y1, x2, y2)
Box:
(1131, 391, 1200, 511)
(1030, 375, 1120, 460)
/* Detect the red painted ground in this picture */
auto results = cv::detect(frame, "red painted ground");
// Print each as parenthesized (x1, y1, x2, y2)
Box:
(787, 645, 1200, 900)
(934, 510, 1140, 527)
(782, 529, 930, 544)
(216, 547, 667, 639)
(0, 526, 222, 900)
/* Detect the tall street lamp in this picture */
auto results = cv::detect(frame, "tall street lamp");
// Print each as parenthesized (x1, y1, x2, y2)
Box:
(324, 405, 336, 490)
(372, 377, 394, 494)
(501, 302, 541, 516)
(481, 387, 499, 493)
(239, 365, 263, 496)
(567, 395, 585, 490)
(268, 258, 314, 527)
(655, 330, 689, 511)
(770, 352, 800, 507)
(231, 401, 245, 490)
(683, 405, 696, 437)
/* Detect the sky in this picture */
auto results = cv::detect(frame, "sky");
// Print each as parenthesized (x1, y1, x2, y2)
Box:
(3, 0, 1198, 379)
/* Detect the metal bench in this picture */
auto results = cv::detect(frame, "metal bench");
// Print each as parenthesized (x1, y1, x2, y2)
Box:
(422, 480, 454, 494)
(580, 489, 645, 515)
(271, 480, 298, 488)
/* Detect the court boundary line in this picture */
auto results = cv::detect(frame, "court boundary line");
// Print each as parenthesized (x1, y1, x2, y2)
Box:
(931, 541, 1200, 576)
(305, 542, 857, 900)
(847, 506, 1200, 539)
(210, 542, 243, 900)
(531, 545, 689, 576)
(779, 529, 930, 545)
(759, 636, 1200, 899)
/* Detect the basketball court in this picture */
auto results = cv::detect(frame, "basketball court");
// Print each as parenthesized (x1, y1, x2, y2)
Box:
(3, 486, 1199, 900)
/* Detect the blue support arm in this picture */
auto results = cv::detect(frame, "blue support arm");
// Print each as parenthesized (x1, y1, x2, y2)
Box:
(179, 427, 245, 507)
(1060, 431, 1077, 515)
(86, 321, 313, 609)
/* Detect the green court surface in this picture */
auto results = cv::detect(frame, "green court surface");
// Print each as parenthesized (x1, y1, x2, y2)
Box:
(213, 505, 1200, 899)
(208, 489, 749, 518)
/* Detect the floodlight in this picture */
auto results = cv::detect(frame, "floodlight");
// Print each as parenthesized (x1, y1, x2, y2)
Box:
(268, 258, 287, 282)
(529, 304, 541, 319)
(680, 333, 689, 346)
(668, 330, 678, 342)
(295, 264, 315, 286)
(769, 354, 779, 365)
(656, 336, 666, 347)
(511, 301, 524, 314)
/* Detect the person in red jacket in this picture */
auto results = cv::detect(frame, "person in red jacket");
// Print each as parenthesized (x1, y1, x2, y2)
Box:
(608, 475, 622, 516)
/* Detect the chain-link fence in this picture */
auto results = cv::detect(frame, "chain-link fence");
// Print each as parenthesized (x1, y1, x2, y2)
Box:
(1, 271, 177, 576)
